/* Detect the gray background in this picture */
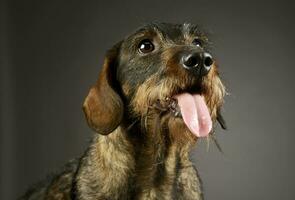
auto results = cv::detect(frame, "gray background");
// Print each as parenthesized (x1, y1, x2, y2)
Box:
(1, 0, 295, 199)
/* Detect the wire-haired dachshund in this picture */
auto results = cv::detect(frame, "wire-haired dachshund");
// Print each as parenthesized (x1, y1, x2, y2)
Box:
(20, 22, 226, 200)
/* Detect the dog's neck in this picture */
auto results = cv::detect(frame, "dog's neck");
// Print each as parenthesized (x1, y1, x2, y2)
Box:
(78, 119, 198, 199)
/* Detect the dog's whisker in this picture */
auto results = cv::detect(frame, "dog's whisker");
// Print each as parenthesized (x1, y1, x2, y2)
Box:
(126, 119, 140, 131)
(205, 134, 224, 154)
(206, 136, 211, 152)
(149, 102, 168, 112)
(210, 135, 224, 154)
(152, 161, 165, 166)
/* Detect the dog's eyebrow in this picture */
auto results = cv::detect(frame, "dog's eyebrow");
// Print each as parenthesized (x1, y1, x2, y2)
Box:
(182, 23, 192, 34)
(148, 24, 168, 41)
(182, 23, 199, 37)
(182, 23, 210, 43)
(125, 28, 152, 41)
(128, 24, 166, 42)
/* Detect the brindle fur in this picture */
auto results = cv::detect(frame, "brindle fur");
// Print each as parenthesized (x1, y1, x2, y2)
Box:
(19, 22, 226, 200)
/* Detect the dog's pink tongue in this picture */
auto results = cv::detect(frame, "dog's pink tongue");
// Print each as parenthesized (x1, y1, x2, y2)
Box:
(174, 93, 212, 137)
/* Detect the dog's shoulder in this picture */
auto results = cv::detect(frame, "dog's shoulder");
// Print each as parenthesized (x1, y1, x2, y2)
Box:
(18, 159, 80, 200)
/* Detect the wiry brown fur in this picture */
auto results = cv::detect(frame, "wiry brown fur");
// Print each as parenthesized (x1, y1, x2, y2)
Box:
(20, 22, 225, 200)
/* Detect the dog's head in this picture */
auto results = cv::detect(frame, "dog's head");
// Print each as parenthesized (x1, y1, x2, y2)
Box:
(83, 22, 226, 143)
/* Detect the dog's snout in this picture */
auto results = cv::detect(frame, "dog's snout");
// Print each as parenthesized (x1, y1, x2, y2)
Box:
(181, 52, 213, 76)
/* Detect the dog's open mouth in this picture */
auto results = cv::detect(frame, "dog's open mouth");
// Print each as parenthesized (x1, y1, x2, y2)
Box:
(154, 92, 212, 138)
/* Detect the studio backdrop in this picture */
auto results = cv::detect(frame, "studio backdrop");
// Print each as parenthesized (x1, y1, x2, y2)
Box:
(1, 0, 295, 199)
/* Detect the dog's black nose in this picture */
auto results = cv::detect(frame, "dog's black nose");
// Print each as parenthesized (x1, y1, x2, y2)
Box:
(181, 52, 213, 76)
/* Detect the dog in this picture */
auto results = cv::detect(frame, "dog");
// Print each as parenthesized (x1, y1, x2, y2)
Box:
(20, 22, 226, 200)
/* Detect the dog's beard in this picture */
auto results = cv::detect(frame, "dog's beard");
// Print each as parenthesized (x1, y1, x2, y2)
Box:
(142, 101, 224, 151)
(139, 104, 196, 146)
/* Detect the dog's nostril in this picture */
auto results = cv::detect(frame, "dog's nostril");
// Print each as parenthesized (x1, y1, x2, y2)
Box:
(200, 53, 214, 76)
(204, 57, 213, 66)
(183, 55, 199, 68)
(203, 54, 213, 67)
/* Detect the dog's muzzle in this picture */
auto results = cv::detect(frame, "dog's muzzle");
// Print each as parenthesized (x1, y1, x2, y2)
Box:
(180, 51, 213, 76)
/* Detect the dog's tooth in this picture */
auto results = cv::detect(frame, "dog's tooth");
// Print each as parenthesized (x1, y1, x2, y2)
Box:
(171, 101, 177, 108)
(174, 111, 181, 117)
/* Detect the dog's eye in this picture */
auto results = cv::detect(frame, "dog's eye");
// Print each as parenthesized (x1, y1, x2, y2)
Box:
(192, 38, 203, 47)
(138, 39, 155, 54)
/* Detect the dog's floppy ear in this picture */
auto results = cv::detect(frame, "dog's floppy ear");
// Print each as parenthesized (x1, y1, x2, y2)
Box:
(83, 43, 123, 135)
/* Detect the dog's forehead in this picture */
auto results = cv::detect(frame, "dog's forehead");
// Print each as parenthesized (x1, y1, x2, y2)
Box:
(124, 23, 203, 43)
